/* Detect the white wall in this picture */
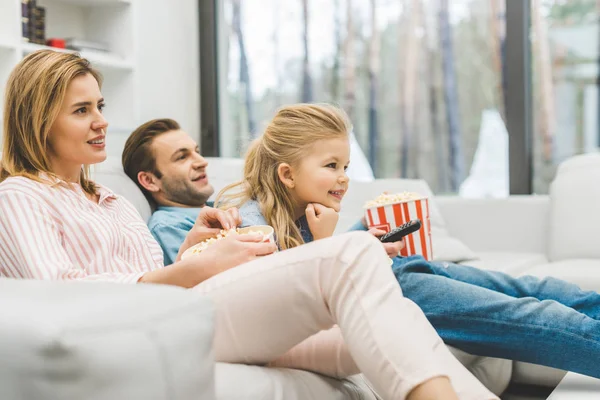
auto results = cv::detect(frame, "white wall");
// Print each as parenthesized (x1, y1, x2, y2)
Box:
(135, 0, 200, 141)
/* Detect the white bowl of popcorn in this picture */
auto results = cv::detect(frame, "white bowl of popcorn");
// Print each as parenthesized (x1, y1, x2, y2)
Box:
(181, 225, 275, 260)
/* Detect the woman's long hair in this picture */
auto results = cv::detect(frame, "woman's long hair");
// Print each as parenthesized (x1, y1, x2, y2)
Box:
(216, 103, 351, 250)
(0, 49, 102, 195)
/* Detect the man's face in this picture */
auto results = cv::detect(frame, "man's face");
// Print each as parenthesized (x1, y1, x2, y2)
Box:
(151, 129, 214, 207)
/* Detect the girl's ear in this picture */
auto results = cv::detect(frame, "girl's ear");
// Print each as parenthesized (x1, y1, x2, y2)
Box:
(137, 171, 161, 193)
(277, 163, 295, 189)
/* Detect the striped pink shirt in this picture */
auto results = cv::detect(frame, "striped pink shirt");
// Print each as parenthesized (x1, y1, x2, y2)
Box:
(0, 176, 164, 283)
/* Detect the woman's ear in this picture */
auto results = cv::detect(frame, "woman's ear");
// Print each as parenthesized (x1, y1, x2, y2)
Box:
(277, 163, 295, 189)
(137, 171, 161, 193)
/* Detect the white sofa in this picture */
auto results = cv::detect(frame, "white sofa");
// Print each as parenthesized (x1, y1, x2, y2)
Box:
(4, 152, 597, 399)
(198, 153, 600, 394)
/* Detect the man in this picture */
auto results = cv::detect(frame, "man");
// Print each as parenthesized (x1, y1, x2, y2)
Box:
(122, 118, 600, 380)
(122, 118, 220, 265)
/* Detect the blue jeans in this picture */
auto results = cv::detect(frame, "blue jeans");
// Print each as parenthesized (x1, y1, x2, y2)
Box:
(392, 256, 600, 378)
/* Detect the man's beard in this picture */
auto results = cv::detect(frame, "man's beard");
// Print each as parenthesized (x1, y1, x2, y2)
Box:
(161, 176, 213, 207)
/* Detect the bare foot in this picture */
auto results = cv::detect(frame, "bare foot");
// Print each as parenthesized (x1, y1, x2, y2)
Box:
(406, 376, 459, 400)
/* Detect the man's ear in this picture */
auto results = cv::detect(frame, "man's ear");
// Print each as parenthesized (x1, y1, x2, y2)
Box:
(277, 163, 295, 189)
(137, 171, 161, 193)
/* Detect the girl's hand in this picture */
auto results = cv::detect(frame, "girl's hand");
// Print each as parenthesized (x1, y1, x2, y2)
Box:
(305, 203, 339, 240)
(367, 228, 406, 258)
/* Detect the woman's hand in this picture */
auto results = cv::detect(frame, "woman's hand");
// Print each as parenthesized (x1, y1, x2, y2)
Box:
(176, 206, 242, 262)
(142, 233, 277, 288)
(189, 233, 277, 275)
(305, 203, 339, 240)
(367, 228, 406, 258)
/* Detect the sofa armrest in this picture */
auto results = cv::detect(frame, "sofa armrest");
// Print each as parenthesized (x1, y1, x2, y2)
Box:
(0, 279, 215, 400)
(435, 196, 549, 253)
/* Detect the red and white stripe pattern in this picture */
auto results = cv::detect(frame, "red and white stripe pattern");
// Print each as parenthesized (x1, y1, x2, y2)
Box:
(0, 176, 164, 282)
(365, 198, 433, 260)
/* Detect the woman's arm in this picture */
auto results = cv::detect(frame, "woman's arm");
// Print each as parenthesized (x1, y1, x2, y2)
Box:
(138, 255, 222, 287)
(0, 190, 144, 282)
(142, 234, 276, 287)
(0, 190, 274, 287)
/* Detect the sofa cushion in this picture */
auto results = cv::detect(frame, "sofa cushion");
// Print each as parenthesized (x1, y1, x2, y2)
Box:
(548, 153, 600, 261)
(92, 157, 153, 222)
(448, 347, 512, 396)
(215, 364, 379, 400)
(216, 347, 512, 400)
(342, 179, 477, 262)
(518, 259, 600, 293)
(463, 252, 548, 276)
(204, 157, 245, 202)
(0, 279, 215, 400)
(511, 362, 566, 388)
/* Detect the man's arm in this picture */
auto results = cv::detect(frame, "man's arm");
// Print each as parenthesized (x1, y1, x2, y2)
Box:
(150, 223, 190, 266)
(347, 218, 368, 232)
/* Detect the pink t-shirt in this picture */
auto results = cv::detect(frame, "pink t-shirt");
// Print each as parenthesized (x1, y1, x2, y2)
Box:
(0, 176, 164, 282)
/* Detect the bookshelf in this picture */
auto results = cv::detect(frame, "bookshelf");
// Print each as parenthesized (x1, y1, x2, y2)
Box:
(0, 0, 138, 156)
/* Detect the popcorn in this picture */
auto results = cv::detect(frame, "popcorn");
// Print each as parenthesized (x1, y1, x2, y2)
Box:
(363, 192, 424, 209)
(181, 225, 275, 260)
(363, 192, 433, 261)
(187, 228, 257, 255)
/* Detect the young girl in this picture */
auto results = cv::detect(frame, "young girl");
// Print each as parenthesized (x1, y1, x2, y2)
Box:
(217, 103, 600, 381)
(217, 103, 401, 255)
(0, 51, 496, 400)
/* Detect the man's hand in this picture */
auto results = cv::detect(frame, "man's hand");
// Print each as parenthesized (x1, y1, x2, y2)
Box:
(305, 203, 339, 240)
(176, 206, 242, 262)
(190, 233, 277, 274)
(368, 228, 406, 258)
(195, 206, 240, 230)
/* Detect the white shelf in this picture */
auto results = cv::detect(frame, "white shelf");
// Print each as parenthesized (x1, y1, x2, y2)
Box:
(21, 43, 134, 72)
(0, 41, 17, 52)
(46, 0, 131, 6)
(1, 0, 139, 146)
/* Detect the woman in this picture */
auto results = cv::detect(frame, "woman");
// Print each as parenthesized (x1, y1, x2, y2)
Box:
(0, 50, 497, 400)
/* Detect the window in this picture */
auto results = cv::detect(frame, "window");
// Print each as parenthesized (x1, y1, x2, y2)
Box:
(531, 0, 600, 193)
(216, 0, 507, 195)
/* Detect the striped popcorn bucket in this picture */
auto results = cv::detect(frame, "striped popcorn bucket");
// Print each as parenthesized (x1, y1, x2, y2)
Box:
(364, 197, 433, 261)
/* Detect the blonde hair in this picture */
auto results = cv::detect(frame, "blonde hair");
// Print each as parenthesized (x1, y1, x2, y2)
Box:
(216, 103, 351, 250)
(0, 49, 103, 195)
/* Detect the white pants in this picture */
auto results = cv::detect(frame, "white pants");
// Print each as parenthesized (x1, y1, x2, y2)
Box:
(194, 232, 497, 400)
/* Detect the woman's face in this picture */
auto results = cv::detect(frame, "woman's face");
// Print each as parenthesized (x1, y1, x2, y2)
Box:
(47, 73, 108, 180)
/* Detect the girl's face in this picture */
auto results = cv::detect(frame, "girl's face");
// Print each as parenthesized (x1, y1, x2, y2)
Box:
(47, 73, 108, 181)
(288, 137, 350, 213)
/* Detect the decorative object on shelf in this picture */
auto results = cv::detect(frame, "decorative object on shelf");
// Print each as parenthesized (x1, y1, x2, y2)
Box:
(46, 38, 66, 49)
(65, 38, 110, 54)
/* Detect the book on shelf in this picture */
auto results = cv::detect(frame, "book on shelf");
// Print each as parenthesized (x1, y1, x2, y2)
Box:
(31, 4, 46, 45)
(21, 0, 30, 42)
(22, 0, 46, 45)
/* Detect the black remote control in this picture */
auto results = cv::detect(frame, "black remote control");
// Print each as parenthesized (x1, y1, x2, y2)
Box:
(379, 219, 422, 243)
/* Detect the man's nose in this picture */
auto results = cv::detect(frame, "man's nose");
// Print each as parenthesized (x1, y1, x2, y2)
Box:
(192, 153, 208, 168)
